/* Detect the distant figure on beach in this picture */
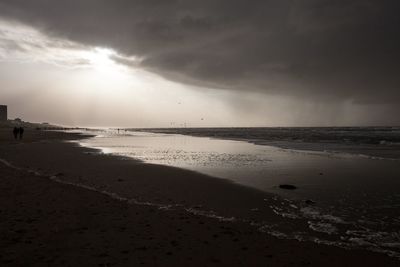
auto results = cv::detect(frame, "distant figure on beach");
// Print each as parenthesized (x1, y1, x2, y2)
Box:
(13, 127, 19, 139)
(19, 127, 24, 140)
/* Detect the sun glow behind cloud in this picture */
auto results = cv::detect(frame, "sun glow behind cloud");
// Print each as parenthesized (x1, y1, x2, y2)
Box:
(86, 48, 118, 71)
(0, 19, 136, 73)
(1, 18, 397, 127)
(0, 19, 237, 127)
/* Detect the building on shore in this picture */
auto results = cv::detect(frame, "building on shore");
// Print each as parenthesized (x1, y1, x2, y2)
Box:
(0, 105, 7, 121)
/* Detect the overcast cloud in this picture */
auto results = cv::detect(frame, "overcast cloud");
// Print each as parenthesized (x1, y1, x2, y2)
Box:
(0, 0, 399, 104)
(0, 1, 400, 126)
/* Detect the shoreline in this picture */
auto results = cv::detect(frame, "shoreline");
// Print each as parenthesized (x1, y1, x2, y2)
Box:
(0, 128, 398, 266)
(135, 127, 400, 160)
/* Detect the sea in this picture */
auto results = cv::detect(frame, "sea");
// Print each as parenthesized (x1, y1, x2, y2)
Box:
(76, 127, 400, 258)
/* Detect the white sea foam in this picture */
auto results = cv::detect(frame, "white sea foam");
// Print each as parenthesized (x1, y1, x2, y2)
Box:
(308, 221, 337, 234)
(300, 207, 346, 224)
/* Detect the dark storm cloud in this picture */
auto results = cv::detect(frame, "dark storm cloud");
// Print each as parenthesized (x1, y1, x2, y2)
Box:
(0, 0, 399, 102)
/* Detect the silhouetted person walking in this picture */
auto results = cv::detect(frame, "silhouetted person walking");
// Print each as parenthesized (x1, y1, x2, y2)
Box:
(13, 127, 19, 140)
(19, 127, 24, 140)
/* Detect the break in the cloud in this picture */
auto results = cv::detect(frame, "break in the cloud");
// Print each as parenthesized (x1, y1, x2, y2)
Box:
(0, 0, 399, 104)
(0, 19, 139, 70)
(0, 1, 399, 127)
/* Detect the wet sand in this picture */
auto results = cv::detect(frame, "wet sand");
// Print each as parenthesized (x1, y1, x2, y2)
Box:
(0, 128, 398, 266)
(142, 127, 400, 159)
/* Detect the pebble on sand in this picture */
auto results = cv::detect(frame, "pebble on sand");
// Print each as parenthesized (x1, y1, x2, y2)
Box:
(279, 184, 297, 190)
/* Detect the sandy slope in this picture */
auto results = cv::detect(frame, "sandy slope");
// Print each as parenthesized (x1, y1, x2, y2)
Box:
(0, 128, 398, 266)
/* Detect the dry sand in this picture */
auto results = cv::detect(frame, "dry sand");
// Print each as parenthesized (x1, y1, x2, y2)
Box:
(0, 128, 398, 266)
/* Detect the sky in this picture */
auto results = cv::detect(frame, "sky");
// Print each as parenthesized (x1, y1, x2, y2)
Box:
(0, 0, 399, 127)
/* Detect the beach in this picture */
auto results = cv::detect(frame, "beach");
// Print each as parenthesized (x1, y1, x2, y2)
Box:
(0, 128, 398, 266)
